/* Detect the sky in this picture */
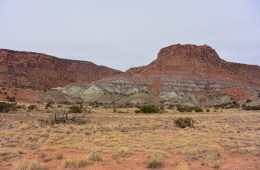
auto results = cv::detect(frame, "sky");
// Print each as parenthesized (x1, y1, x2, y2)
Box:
(0, 0, 260, 71)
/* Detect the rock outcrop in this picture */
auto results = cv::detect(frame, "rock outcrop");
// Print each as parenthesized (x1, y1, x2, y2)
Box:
(57, 44, 260, 106)
(0, 49, 122, 89)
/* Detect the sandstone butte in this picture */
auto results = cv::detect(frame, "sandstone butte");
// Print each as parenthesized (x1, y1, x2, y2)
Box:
(96, 44, 260, 100)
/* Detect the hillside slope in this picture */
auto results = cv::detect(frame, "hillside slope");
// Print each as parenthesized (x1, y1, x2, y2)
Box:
(56, 44, 260, 106)
(0, 49, 122, 89)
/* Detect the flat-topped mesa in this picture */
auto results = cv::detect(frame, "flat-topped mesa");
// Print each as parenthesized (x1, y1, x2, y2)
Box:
(150, 44, 222, 68)
(126, 44, 223, 74)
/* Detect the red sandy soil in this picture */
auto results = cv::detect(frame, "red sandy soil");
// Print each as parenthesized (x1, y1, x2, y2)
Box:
(0, 147, 259, 170)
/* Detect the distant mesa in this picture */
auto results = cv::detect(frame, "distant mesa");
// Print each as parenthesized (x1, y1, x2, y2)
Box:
(0, 49, 122, 89)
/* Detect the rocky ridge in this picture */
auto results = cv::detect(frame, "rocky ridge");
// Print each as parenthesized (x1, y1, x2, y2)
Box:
(0, 49, 122, 89)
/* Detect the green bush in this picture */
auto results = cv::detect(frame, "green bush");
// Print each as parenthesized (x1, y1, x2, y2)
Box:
(174, 117, 194, 128)
(176, 105, 193, 112)
(69, 105, 82, 113)
(194, 107, 203, 112)
(28, 105, 37, 111)
(135, 110, 141, 113)
(45, 100, 54, 108)
(0, 102, 17, 113)
(137, 105, 159, 114)
(242, 105, 260, 110)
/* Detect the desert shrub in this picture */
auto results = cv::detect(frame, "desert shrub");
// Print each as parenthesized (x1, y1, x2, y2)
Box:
(242, 105, 260, 110)
(258, 93, 260, 97)
(64, 159, 88, 168)
(167, 105, 174, 109)
(194, 107, 203, 112)
(28, 105, 37, 111)
(6, 96, 15, 102)
(206, 108, 210, 112)
(14, 159, 44, 170)
(146, 157, 163, 169)
(135, 110, 141, 113)
(69, 105, 82, 113)
(177, 105, 203, 112)
(89, 153, 102, 162)
(45, 100, 54, 109)
(0, 102, 17, 113)
(214, 102, 240, 109)
(176, 105, 193, 112)
(113, 108, 117, 113)
(246, 99, 252, 103)
(136, 105, 159, 114)
(225, 102, 240, 109)
(174, 117, 194, 128)
(214, 103, 230, 109)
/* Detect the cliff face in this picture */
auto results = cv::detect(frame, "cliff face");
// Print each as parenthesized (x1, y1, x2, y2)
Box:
(127, 44, 260, 82)
(2, 45, 260, 105)
(0, 49, 122, 89)
(86, 44, 260, 104)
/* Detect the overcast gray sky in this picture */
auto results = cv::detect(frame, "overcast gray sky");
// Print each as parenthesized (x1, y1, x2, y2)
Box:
(0, 0, 259, 71)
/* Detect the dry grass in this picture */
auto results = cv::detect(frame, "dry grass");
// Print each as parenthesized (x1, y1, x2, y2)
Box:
(202, 145, 225, 168)
(0, 106, 259, 169)
(89, 152, 103, 162)
(146, 156, 164, 169)
(13, 159, 44, 170)
(64, 158, 89, 169)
